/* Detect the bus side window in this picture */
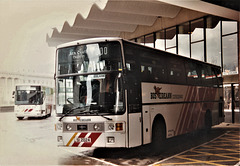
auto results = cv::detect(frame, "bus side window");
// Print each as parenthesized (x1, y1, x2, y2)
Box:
(212, 67, 222, 87)
(168, 58, 186, 84)
(202, 66, 213, 87)
(185, 62, 202, 86)
(141, 66, 152, 81)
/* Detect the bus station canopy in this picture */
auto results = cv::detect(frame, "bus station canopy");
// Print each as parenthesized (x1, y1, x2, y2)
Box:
(46, 0, 239, 47)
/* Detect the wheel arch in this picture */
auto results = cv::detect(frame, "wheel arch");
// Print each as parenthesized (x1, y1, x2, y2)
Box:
(151, 114, 166, 141)
(204, 109, 212, 130)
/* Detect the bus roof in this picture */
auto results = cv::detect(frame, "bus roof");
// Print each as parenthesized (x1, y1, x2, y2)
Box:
(57, 37, 122, 49)
(123, 39, 222, 69)
(15, 84, 53, 88)
(57, 37, 221, 69)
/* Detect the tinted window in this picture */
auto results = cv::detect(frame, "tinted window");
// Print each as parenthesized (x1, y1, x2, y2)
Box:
(168, 58, 186, 84)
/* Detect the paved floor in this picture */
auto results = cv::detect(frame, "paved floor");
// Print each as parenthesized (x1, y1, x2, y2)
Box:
(1, 107, 239, 166)
(151, 124, 240, 166)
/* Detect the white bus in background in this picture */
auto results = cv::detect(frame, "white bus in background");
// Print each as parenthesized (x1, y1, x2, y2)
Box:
(55, 37, 224, 151)
(14, 85, 54, 120)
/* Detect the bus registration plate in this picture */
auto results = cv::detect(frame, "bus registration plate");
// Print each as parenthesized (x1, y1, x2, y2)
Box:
(76, 137, 91, 143)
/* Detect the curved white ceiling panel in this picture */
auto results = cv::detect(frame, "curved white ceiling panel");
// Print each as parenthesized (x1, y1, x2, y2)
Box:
(61, 21, 121, 36)
(87, 5, 157, 25)
(73, 14, 137, 32)
(47, 0, 163, 47)
(104, 0, 181, 18)
(48, 0, 238, 47)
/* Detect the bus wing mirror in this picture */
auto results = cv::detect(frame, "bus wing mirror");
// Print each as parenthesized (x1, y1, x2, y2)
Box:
(12, 91, 15, 98)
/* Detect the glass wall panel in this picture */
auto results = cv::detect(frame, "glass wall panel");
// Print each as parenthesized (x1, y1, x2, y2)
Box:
(222, 21, 237, 35)
(223, 34, 238, 74)
(191, 18, 204, 42)
(166, 27, 176, 54)
(155, 30, 165, 50)
(206, 18, 221, 66)
(166, 48, 176, 54)
(178, 22, 190, 57)
(191, 42, 204, 61)
(137, 36, 144, 45)
(145, 34, 154, 48)
(131, 17, 238, 76)
(166, 35, 176, 49)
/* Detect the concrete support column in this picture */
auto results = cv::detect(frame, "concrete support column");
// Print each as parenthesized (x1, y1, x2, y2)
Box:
(238, 19, 240, 112)
(5, 78, 8, 105)
(0, 78, 4, 106)
(10, 78, 14, 105)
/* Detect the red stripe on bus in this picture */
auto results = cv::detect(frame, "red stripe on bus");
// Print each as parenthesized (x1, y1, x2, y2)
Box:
(175, 86, 191, 135)
(183, 87, 198, 133)
(28, 109, 33, 112)
(178, 86, 194, 135)
(81, 133, 101, 147)
(72, 133, 88, 147)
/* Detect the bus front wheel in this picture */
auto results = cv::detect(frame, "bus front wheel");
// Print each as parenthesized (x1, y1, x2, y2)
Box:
(151, 119, 166, 152)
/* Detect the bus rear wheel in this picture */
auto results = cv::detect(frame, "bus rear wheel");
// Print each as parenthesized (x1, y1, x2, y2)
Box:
(204, 110, 212, 131)
(17, 117, 24, 120)
(151, 119, 166, 152)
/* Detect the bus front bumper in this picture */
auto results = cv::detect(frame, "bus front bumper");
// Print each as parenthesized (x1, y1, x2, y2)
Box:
(57, 131, 126, 148)
(15, 110, 46, 118)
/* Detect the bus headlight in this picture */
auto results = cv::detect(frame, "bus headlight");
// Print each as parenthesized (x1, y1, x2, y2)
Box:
(66, 124, 73, 131)
(93, 123, 101, 131)
(108, 123, 115, 130)
(55, 123, 63, 131)
(106, 122, 125, 132)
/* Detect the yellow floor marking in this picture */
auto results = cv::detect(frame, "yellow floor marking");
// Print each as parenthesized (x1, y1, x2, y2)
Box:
(220, 133, 239, 137)
(226, 135, 240, 138)
(192, 149, 240, 160)
(202, 144, 239, 149)
(155, 161, 202, 166)
(217, 137, 239, 142)
(150, 131, 239, 166)
(180, 154, 205, 157)
(217, 152, 240, 156)
(206, 159, 240, 163)
(205, 144, 238, 147)
(155, 158, 239, 166)
(202, 145, 240, 153)
(175, 155, 224, 166)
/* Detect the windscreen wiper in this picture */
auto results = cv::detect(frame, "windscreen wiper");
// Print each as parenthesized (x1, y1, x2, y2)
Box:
(89, 110, 112, 121)
(59, 106, 88, 121)
(98, 113, 112, 121)
(59, 106, 113, 121)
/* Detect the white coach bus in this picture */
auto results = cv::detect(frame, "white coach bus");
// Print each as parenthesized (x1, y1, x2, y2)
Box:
(14, 85, 54, 120)
(55, 37, 224, 150)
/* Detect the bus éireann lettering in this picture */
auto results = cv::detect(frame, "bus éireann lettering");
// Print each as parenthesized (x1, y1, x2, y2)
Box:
(151, 86, 172, 99)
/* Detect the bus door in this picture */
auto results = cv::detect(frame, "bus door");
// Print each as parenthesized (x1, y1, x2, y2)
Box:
(127, 76, 142, 147)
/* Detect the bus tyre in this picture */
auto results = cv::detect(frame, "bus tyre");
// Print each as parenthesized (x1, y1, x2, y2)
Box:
(204, 110, 212, 131)
(47, 110, 52, 117)
(17, 117, 24, 120)
(151, 120, 166, 152)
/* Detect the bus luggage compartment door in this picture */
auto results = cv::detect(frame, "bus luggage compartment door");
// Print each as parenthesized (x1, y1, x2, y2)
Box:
(128, 111, 142, 147)
(142, 105, 151, 144)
